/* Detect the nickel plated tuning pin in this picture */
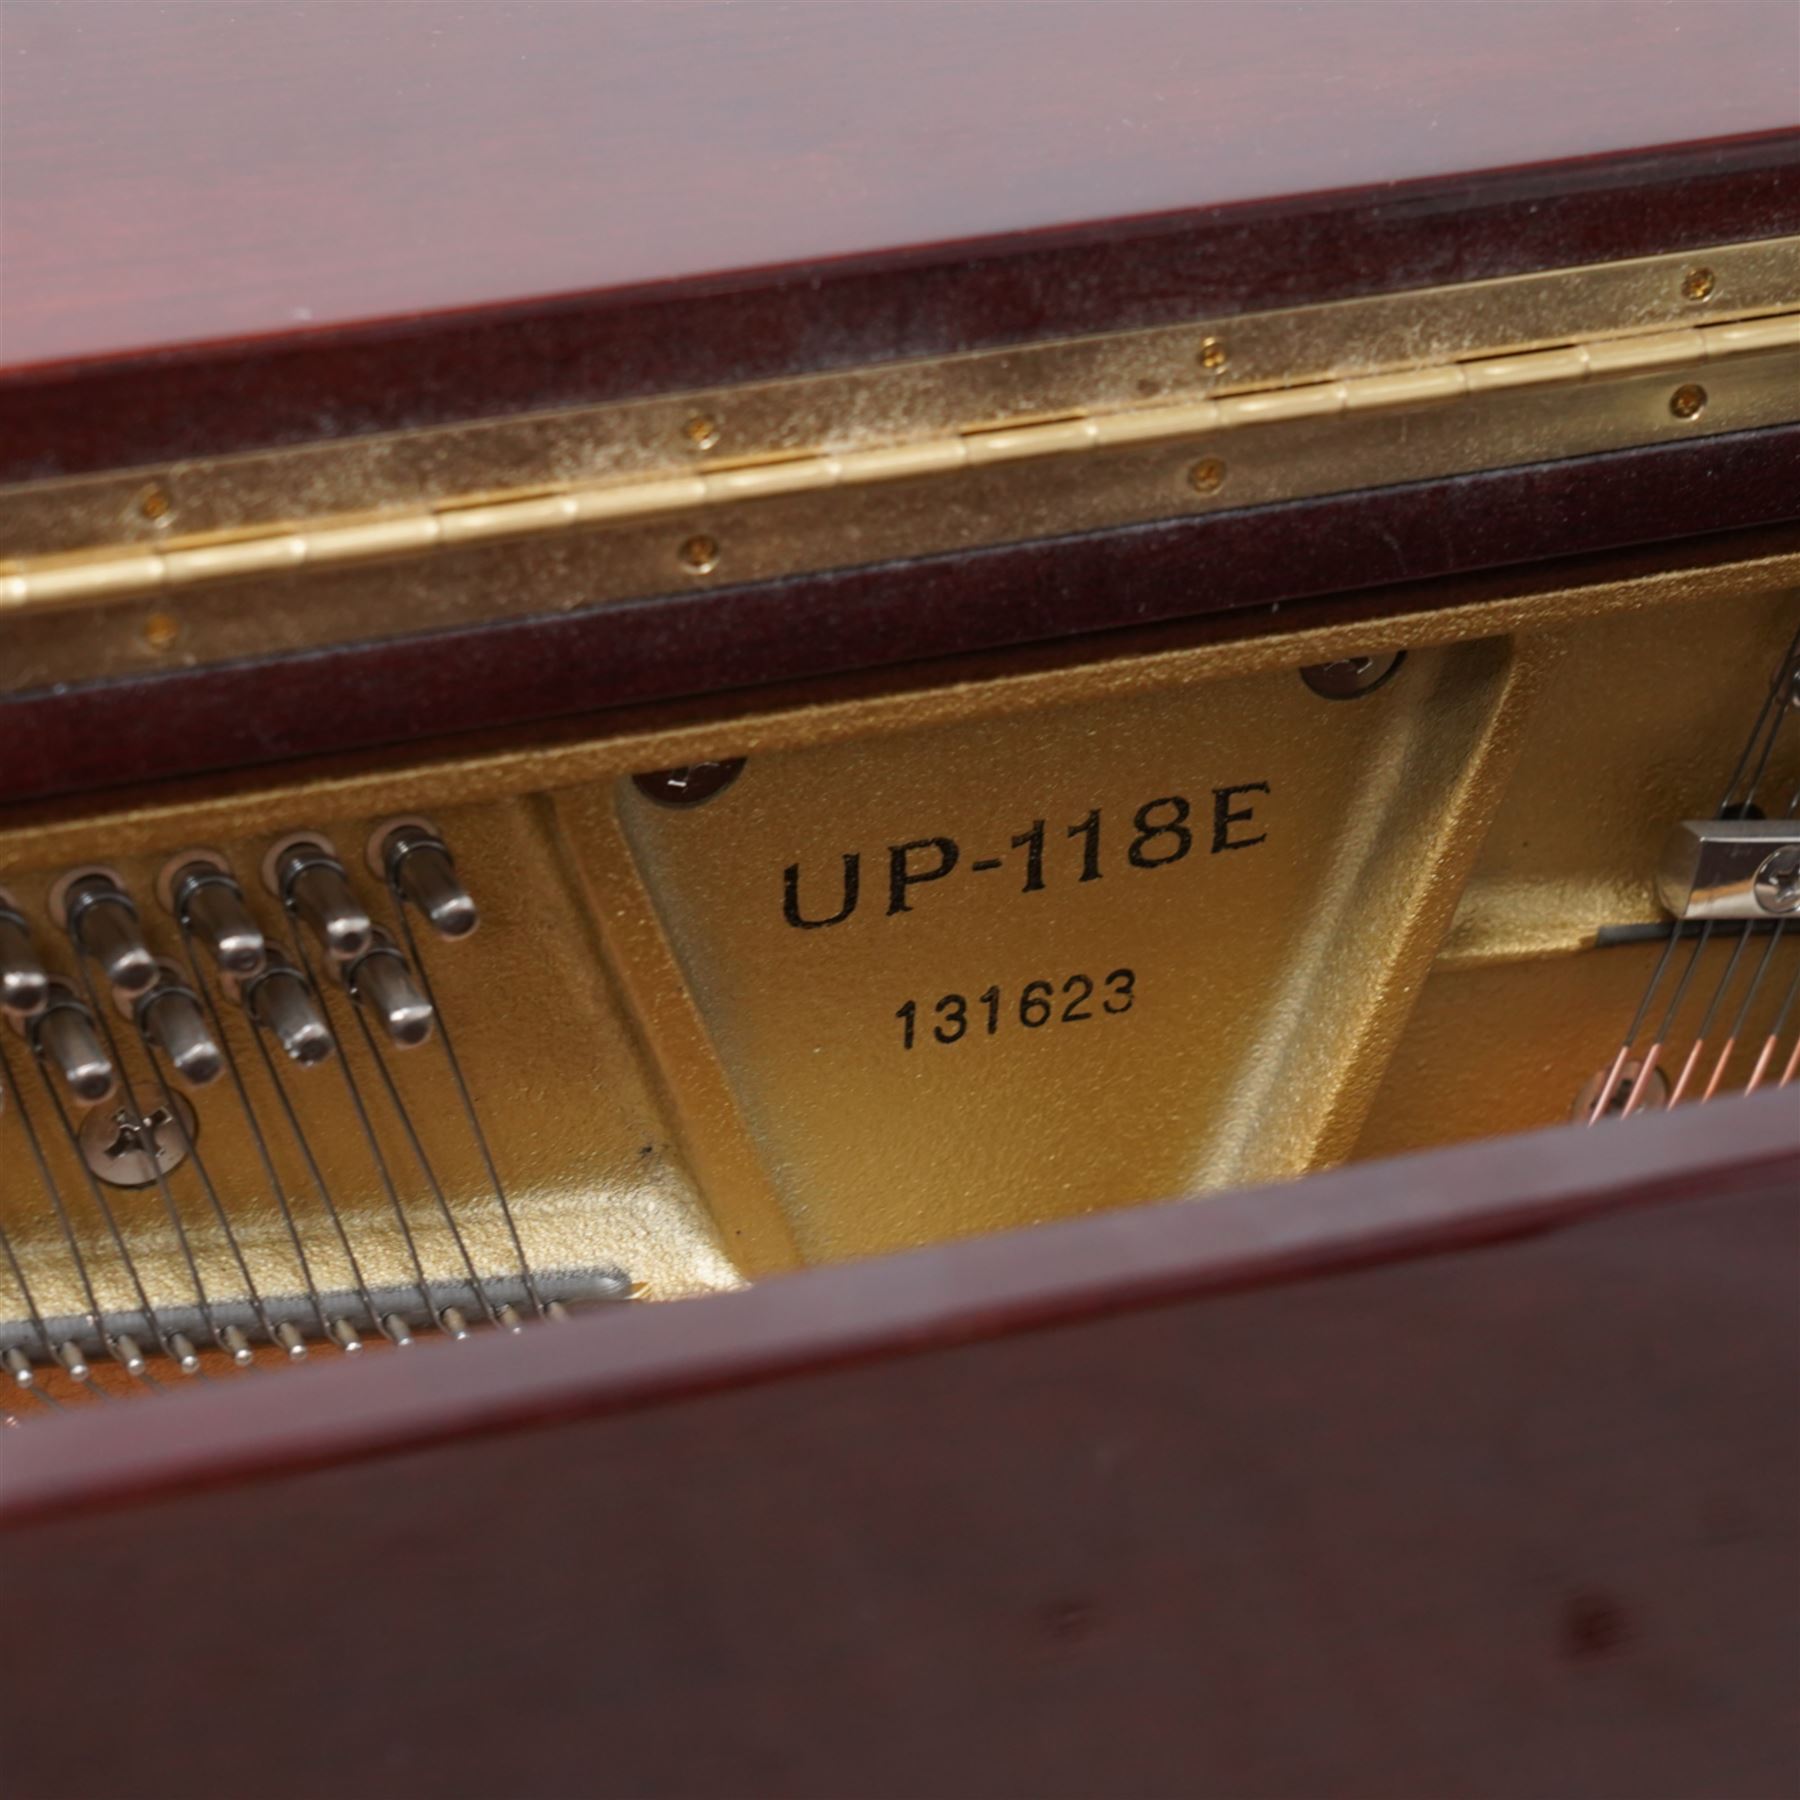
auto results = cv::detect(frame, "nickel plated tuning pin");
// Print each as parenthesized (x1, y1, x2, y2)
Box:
(19, 978, 117, 1103)
(51, 869, 157, 997)
(227, 951, 336, 1067)
(119, 961, 224, 1088)
(263, 833, 373, 963)
(369, 818, 479, 939)
(0, 887, 49, 1019)
(341, 930, 435, 1048)
(158, 852, 265, 975)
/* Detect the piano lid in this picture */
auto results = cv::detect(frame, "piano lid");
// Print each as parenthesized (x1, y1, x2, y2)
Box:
(2, 0, 1796, 375)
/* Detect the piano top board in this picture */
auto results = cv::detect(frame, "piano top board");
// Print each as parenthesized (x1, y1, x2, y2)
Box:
(1, 0, 1796, 475)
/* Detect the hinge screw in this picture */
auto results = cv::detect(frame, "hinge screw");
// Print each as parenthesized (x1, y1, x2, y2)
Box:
(1188, 457, 1227, 496)
(136, 484, 174, 525)
(1197, 337, 1228, 372)
(141, 612, 181, 653)
(1669, 383, 1708, 421)
(679, 534, 720, 574)
(1680, 266, 1716, 303)
(682, 416, 721, 450)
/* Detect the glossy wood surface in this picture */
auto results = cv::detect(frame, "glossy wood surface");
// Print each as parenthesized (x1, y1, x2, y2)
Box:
(4, 0, 1796, 374)
(9, 130, 1797, 487)
(1, 7, 1797, 484)
(1, 1096, 1794, 1797)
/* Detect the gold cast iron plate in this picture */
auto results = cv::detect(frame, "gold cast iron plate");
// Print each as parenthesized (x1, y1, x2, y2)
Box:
(0, 551, 1795, 1328)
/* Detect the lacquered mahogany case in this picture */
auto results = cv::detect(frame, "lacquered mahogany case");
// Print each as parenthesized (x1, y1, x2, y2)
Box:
(0, 6, 1797, 1796)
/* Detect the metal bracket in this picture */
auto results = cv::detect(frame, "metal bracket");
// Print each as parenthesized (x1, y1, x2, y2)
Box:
(1657, 820, 1800, 921)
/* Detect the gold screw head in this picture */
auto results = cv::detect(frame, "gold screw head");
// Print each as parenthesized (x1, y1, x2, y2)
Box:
(682, 416, 720, 451)
(1669, 383, 1708, 420)
(1681, 266, 1716, 302)
(1197, 337, 1228, 372)
(1188, 456, 1227, 495)
(679, 534, 720, 574)
(141, 611, 181, 652)
(136, 485, 173, 525)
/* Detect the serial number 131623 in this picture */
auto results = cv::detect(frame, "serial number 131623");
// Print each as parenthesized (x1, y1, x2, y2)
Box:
(896, 969, 1135, 1048)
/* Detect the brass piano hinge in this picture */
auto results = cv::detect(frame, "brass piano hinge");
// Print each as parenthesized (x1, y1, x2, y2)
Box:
(0, 236, 1796, 692)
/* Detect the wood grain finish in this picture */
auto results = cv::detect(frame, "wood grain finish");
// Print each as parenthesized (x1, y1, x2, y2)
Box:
(5, 0, 1795, 371)
(0, 5, 1795, 478)
(1, 431, 1794, 812)
(1, 1095, 1793, 1797)
(7, 134, 1796, 485)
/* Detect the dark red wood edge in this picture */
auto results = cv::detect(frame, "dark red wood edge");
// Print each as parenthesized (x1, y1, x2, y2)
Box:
(2, 1089, 1792, 1529)
(6, 1099, 1793, 1800)
(3, 132, 1795, 482)
(4, 426, 1796, 812)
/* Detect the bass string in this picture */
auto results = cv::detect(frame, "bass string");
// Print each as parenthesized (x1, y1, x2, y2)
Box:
(386, 881, 546, 1319)
(63, 931, 224, 1370)
(176, 920, 333, 1350)
(29, 1053, 180, 1389)
(1752, 952, 1800, 1091)
(1594, 633, 1800, 1121)
(15, 1029, 160, 1389)
(243, 994, 385, 1350)
(5, 831, 563, 1379)
(280, 908, 438, 1341)
(0, 1043, 70, 1388)
(342, 988, 505, 1331)
(134, 1006, 271, 1362)
(1616, 922, 1714, 1118)
(1664, 920, 1755, 1107)
(1696, 921, 1790, 1102)
(1678, 772, 1800, 1106)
